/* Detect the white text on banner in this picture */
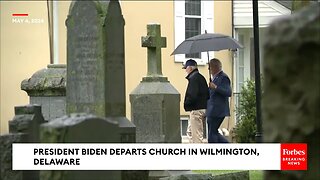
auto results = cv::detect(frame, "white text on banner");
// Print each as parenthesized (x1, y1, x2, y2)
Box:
(12, 143, 281, 170)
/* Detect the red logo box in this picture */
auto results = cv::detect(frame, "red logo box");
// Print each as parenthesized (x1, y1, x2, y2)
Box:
(281, 143, 307, 170)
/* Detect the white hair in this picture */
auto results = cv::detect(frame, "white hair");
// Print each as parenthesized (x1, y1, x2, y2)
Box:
(189, 66, 197, 71)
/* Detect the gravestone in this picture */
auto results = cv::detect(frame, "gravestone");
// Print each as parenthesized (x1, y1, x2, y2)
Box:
(21, 64, 66, 121)
(263, 3, 319, 180)
(0, 105, 45, 180)
(40, 114, 121, 180)
(9, 105, 45, 142)
(159, 170, 249, 180)
(62, 1, 143, 179)
(66, 0, 135, 143)
(66, 0, 107, 116)
(0, 133, 28, 180)
(66, 0, 126, 117)
(130, 24, 181, 143)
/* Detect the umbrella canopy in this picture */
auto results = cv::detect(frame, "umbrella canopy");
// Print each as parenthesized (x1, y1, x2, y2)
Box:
(171, 33, 243, 55)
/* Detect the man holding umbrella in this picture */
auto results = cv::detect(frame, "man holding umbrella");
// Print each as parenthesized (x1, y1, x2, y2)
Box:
(207, 58, 231, 143)
(172, 32, 243, 143)
(183, 59, 209, 143)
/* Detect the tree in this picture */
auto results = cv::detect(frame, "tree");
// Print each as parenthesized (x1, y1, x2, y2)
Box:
(234, 80, 257, 143)
(292, 0, 312, 12)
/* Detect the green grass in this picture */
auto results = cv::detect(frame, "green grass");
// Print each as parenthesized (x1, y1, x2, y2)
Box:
(249, 171, 263, 180)
(193, 170, 263, 180)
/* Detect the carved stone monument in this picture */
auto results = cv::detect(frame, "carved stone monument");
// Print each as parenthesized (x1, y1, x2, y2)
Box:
(40, 114, 121, 180)
(21, 64, 66, 121)
(65, 0, 135, 143)
(130, 24, 181, 143)
(66, 1, 108, 116)
(0, 105, 45, 180)
(9, 105, 45, 142)
(263, 4, 319, 179)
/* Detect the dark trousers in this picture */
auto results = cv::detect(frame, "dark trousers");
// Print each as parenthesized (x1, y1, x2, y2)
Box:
(207, 116, 229, 143)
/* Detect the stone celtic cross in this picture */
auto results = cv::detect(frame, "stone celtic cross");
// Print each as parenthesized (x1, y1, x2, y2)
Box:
(141, 23, 167, 79)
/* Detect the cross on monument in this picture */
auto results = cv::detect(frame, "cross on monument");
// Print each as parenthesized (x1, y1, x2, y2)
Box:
(141, 23, 167, 77)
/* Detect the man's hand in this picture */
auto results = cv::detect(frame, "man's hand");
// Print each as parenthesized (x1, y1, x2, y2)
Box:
(209, 82, 217, 89)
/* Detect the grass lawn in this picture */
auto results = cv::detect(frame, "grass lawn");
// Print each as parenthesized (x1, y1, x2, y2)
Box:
(249, 171, 263, 180)
(194, 170, 263, 180)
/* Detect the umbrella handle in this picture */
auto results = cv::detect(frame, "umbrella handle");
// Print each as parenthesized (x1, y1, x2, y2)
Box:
(207, 50, 211, 82)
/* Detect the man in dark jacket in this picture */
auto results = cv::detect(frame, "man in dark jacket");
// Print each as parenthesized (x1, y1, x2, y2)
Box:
(207, 58, 231, 143)
(183, 59, 209, 143)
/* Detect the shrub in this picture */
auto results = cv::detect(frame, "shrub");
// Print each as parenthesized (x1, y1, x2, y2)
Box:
(234, 80, 257, 143)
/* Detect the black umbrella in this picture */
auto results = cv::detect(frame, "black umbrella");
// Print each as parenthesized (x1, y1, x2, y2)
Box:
(171, 32, 243, 78)
(171, 32, 243, 64)
(172, 33, 243, 55)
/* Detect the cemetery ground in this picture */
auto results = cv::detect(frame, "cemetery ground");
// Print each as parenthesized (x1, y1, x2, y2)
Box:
(195, 170, 263, 180)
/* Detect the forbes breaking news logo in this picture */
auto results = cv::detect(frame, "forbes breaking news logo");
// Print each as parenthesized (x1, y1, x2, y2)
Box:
(281, 143, 307, 170)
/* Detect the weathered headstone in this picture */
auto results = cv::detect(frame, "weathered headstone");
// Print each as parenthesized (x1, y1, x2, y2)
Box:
(21, 64, 66, 121)
(40, 114, 121, 180)
(66, 0, 126, 117)
(0, 133, 28, 180)
(65, 0, 135, 144)
(159, 170, 249, 180)
(9, 105, 45, 142)
(141, 23, 167, 81)
(0, 105, 45, 180)
(130, 24, 179, 179)
(66, 1, 106, 116)
(62, 1, 142, 179)
(263, 3, 319, 179)
(130, 24, 181, 143)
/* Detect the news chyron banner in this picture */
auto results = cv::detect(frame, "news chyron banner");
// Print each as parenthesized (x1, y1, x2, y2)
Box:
(12, 143, 307, 170)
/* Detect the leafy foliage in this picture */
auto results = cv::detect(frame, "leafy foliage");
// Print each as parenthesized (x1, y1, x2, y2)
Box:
(234, 80, 257, 143)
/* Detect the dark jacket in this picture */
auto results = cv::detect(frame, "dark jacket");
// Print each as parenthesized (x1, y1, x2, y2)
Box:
(184, 69, 209, 111)
(206, 71, 232, 117)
